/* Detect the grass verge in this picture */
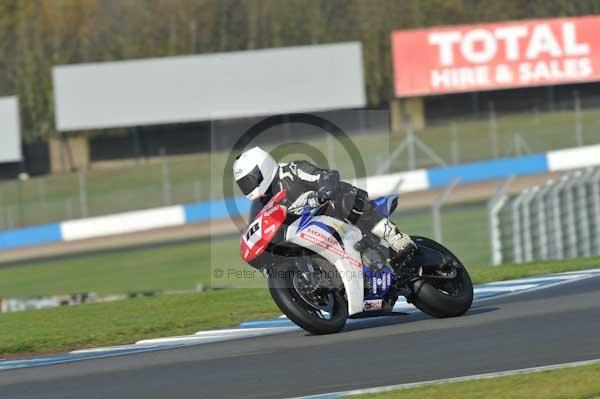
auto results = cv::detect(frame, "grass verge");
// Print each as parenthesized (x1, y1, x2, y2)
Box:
(0, 239, 242, 297)
(0, 236, 598, 298)
(354, 363, 600, 399)
(468, 256, 600, 284)
(0, 289, 277, 357)
(0, 254, 599, 357)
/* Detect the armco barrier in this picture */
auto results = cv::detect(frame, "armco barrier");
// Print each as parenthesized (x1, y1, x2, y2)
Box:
(1, 144, 599, 251)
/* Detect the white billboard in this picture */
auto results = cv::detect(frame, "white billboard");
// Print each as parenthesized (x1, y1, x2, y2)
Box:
(53, 42, 366, 132)
(0, 97, 22, 163)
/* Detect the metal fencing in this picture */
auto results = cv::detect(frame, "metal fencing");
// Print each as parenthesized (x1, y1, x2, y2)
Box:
(3, 97, 600, 231)
(393, 202, 489, 268)
(0, 158, 213, 230)
(490, 169, 600, 265)
(380, 92, 600, 173)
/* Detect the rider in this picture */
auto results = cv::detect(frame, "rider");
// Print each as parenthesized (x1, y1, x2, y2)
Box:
(233, 146, 416, 260)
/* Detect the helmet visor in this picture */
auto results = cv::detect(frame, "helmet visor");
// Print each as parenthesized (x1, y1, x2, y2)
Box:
(236, 166, 264, 196)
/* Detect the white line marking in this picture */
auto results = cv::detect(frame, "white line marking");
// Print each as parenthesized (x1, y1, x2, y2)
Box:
(72, 327, 300, 353)
(474, 284, 538, 292)
(554, 268, 600, 275)
(137, 327, 297, 345)
(475, 272, 598, 304)
(485, 275, 582, 285)
(291, 358, 600, 398)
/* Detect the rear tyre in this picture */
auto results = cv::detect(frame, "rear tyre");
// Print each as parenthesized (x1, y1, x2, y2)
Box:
(409, 237, 473, 318)
(268, 258, 348, 335)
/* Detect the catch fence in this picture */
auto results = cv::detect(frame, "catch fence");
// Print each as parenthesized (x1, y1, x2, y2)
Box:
(490, 169, 600, 265)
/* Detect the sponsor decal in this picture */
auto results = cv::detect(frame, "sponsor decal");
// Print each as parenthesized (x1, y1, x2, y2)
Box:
(299, 229, 361, 268)
(263, 205, 281, 217)
(305, 227, 339, 245)
(392, 16, 600, 96)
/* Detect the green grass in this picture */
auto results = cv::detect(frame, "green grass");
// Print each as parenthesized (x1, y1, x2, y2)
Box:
(396, 203, 490, 268)
(3, 106, 600, 228)
(0, 235, 599, 356)
(0, 240, 243, 297)
(468, 256, 600, 284)
(354, 363, 600, 399)
(0, 289, 278, 356)
(2, 226, 600, 299)
(0, 204, 491, 297)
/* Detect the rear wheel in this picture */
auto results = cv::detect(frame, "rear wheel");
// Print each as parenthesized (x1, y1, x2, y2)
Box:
(409, 237, 473, 318)
(268, 257, 348, 335)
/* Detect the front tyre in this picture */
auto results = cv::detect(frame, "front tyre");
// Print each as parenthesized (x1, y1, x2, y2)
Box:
(268, 259, 348, 335)
(409, 237, 473, 318)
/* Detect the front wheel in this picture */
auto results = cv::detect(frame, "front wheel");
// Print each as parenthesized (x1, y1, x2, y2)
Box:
(409, 237, 474, 318)
(268, 257, 348, 335)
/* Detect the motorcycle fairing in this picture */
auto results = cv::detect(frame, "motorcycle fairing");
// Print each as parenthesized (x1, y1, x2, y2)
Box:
(240, 191, 288, 262)
(287, 211, 365, 316)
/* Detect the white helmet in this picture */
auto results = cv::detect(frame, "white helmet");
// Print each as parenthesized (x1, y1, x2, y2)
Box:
(233, 146, 278, 200)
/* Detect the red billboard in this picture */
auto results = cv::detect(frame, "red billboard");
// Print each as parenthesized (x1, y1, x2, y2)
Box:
(392, 15, 600, 97)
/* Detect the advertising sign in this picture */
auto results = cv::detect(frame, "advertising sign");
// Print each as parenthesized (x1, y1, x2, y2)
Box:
(0, 97, 21, 163)
(53, 43, 365, 131)
(392, 16, 600, 96)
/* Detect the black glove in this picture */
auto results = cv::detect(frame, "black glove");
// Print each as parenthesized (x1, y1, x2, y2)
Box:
(317, 186, 334, 201)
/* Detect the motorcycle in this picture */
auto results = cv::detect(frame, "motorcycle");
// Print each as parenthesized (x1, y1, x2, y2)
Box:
(240, 189, 474, 335)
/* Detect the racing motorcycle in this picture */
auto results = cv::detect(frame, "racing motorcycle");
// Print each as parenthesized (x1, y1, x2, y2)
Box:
(240, 189, 473, 335)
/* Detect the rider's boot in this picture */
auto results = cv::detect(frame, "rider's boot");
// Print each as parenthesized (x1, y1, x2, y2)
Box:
(371, 218, 417, 262)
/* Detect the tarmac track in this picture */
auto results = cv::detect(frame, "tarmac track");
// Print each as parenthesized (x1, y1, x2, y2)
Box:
(1, 274, 599, 399)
